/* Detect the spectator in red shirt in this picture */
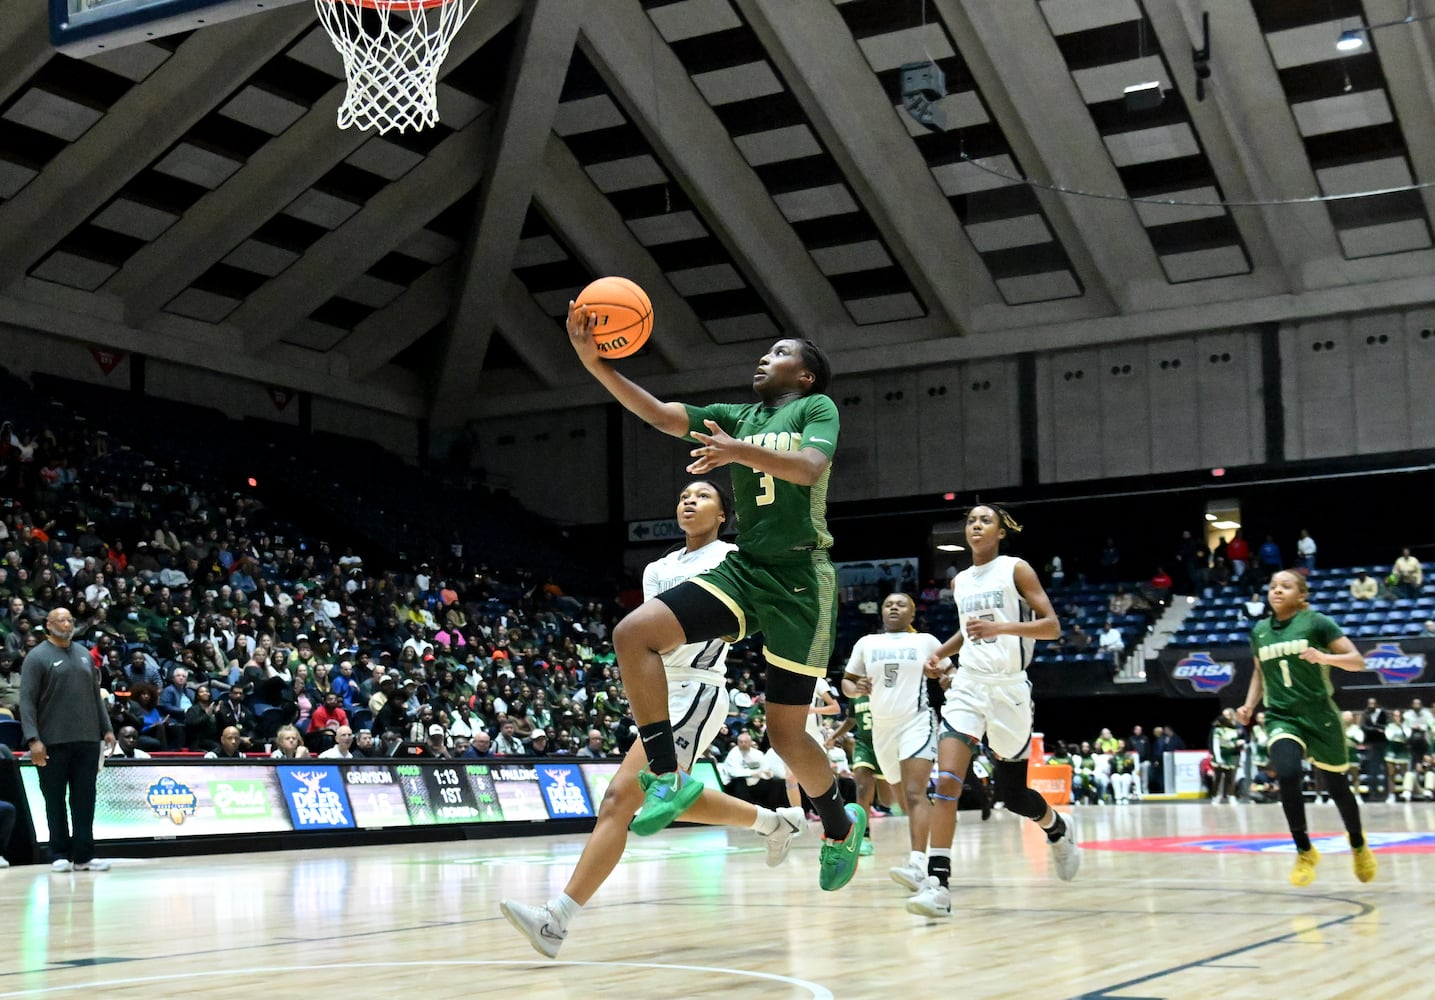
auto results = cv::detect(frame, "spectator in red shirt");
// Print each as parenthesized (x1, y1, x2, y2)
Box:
(309, 691, 349, 733)
(1149, 567, 1173, 604)
(1226, 530, 1250, 584)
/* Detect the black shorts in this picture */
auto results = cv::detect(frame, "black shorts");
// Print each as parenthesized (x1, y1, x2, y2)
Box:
(657, 581, 821, 707)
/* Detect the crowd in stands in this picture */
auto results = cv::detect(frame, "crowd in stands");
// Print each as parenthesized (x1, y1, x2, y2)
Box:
(0, 412, 653, 760)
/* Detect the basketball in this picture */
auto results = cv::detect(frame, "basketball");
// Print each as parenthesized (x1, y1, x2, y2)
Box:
(575, 276, 653, 359)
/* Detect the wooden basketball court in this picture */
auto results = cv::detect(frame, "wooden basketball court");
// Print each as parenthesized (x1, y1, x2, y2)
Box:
(0, 802, 1426, 999)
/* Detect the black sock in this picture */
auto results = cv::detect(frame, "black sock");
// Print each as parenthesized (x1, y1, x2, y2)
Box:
(928, 855, 952, 888)
(1326, 771, 1365, 849)
(1044, 813, 1066, 843)
(1271, 741, 1312, 852)
(808, 781, 851, 841)
(638, 722, 678, 774)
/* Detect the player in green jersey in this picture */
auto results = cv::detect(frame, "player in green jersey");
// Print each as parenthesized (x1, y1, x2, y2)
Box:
(566, 302, 864, 892)
(826, 695, 878, 857)
(1236, 570, 1377, 886)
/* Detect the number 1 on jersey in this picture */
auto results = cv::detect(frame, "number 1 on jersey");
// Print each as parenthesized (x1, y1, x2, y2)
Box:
(1279, 658, 1291, 687)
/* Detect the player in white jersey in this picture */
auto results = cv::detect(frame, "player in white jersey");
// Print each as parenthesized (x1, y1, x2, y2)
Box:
(842, 593, 947, 894)
(906, 504, 1081, 919)
(502, 481, 806, 957)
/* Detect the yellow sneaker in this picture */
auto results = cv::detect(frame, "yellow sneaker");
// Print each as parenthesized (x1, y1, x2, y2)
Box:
(1351, 840, 1377, 883)
(1289, 846, 1320, 887)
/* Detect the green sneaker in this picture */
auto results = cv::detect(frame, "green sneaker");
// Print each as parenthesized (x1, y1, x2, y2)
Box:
(818, 803, 868, 891)
(858, 838, 875, 857)
(630, 768, 704, 836)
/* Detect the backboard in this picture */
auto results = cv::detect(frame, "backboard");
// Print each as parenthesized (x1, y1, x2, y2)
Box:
(49, 0, 306, 56)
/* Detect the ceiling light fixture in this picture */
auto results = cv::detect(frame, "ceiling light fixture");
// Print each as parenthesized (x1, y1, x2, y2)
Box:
(1335, 0, 1435, 51)
(937, 543, 965, 552)
(1124, 15, 1163, 111)
(1336, 29, 1366, 50)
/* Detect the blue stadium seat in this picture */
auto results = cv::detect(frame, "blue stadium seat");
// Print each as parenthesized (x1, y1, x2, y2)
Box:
(1354, 624, 1384, 637)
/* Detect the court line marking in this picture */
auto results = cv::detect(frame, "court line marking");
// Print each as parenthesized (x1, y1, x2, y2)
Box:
(1069, 890, 1374, 1000)
(0, 959, 833, 999)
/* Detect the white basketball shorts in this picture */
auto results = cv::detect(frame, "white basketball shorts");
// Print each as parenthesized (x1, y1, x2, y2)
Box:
(940, 672, 1034, 762)
(669, 680, 727, 772)
(872, 710, 937, 780)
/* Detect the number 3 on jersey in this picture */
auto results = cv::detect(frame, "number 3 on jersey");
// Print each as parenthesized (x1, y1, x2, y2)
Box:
(755, 472, 775, 506)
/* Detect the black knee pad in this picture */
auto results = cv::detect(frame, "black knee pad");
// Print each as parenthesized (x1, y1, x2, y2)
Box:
(994, 759, 1048, 820)
(1269, 738, 1306, 782)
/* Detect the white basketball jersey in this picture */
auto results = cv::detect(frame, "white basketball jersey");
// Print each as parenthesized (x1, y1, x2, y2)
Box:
(845, 631, 942, 720)
(643, 539, 738, 686)
(952, 555, 1033, 678)
(805, 676, 833, 739)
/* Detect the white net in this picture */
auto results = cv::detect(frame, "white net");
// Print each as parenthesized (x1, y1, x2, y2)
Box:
(313, 0, 482, 134)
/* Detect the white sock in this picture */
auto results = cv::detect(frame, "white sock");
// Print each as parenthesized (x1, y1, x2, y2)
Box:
(929, 847, 951, 862)
(909, 850, 926, 870)
(550, 893, 581, 927)
(751, 808, 781, 836)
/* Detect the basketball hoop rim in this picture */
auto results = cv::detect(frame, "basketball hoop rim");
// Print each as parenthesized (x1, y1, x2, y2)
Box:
(321, 0, 451, 11)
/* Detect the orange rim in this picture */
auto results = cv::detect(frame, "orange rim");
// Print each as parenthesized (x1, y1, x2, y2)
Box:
(324, 0, 451, 10)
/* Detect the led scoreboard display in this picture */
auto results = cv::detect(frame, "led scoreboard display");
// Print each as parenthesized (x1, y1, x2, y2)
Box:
(18, 758, 635, 846)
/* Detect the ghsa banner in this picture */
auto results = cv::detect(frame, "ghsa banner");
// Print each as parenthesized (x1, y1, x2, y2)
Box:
(1157, 639, 1434, 698)
(1170, 652, 1237, 694)
(1365, 643, 1426, 684)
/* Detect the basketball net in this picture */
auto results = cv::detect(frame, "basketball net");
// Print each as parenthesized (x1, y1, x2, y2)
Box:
(313, 0, 482, 133)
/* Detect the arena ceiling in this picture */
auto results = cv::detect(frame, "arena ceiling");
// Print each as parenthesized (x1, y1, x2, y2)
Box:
(2, 0, 1434, 427)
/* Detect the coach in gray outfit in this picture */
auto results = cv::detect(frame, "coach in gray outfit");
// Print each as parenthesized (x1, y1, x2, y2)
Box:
(19, 607, 116, 872)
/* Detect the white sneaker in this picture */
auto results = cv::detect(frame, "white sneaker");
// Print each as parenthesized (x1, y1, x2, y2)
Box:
(761, 807, 806, 868)
(888, 860, 925, 892)
(500, 900, 566, 959)
(904, 876, 951, 917)
(74, 860, 110, 872)
(1049, 814, 1082, 881)
(50, 859, 72, 873)
(0, 856, 9, 868)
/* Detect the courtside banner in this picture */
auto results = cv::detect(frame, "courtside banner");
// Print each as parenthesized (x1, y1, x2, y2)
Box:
(17, 758, 740, 847)
(481, 763, 550, 821)
(20, 764, 290, 843)
(1154, 637, 1435, 699)
(343, 764, 413, 828)
(536, 762, 595, 819)
(579, 762, 620, 808)
(276, 764, 355, 830)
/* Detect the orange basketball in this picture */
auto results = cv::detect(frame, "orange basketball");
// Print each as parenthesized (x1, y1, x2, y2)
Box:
(575, 276, 653, 359)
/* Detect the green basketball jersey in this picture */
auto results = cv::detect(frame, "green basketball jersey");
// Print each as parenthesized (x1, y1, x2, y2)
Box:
(1249, 610, 1345, 716)
(1211, 723, 1241, 766)
(685, 395, 839, 563)
(852, 694, 874, 749)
